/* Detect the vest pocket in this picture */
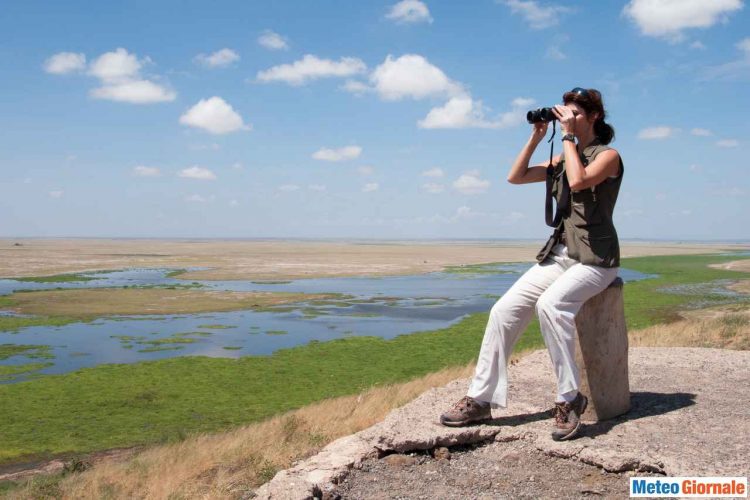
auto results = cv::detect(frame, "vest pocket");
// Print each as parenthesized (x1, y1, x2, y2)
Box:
(570, 198, 603, 227)
(582, 233, 613, 263)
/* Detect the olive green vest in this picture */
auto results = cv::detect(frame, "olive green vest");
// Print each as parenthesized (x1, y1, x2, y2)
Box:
(536, 140, 624, 268)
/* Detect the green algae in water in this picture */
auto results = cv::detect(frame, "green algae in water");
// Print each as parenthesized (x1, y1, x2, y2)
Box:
(15, 273, 97, 283)
(222, 346, 242, 350)
(0, 344, 54, 361)
(197, 324, 236, 330)
(265, 330, 288, 335)
(137, 346, 185, 353)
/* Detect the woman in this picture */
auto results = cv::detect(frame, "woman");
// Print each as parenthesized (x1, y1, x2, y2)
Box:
(439, 87, 623, 441)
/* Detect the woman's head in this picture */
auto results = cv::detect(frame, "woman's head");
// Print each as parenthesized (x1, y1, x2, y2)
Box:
(562, 87, 615, 145)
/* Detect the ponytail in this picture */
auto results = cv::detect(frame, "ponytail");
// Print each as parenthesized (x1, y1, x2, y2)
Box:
(594, 118, 615, 145)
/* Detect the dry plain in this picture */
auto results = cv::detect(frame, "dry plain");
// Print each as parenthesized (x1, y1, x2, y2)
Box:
(1, 238, 746, 280)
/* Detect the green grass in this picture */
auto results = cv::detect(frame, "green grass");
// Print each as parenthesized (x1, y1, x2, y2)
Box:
(196, 324, 235, 330)
(443, 262, 517, 275)
(0, 253, 746, 466)
(0, 315, 81, 332)
(14, 273, 97, 283)
(0, 344, 54, 360)
(0, 362, 53, 381)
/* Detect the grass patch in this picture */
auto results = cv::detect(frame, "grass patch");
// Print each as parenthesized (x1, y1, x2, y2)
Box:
(0, 362, 53, 380)
(443, 262, 516, 275)
(137, 346, 185, 353)
(0, 344, 54, 361)
(0, 289, 343, 332)
(0, 253, 746, 466)
(222, 346, 242, 350)
(14, 273, 97, 283)
(196, 324, 235, 330)
(265, 330, 288, 335)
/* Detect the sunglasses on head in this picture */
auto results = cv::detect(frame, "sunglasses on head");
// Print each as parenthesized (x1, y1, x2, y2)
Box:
(570, 87, 590, 98)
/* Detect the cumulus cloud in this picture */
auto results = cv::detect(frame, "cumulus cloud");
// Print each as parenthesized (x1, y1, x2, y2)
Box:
(453, 170, 490, 194)
(312, 145, 362, 162)
(419, 96, 534, 129)
(194, 48, 240, 68)
(185, 194, 213, 203)
(502, 0, 570, 30)
(258, 30, 289, 50)
(340, 79, 371, 96)
(357, 165, 375, 175)
(370, 54, 463, 101)
(43, 52, 86, 74)
(133, 165, 161, 177)
(690, 128, 712, 136)
(422, 183, 445, 194)
(637, 126, 677, 139)
(362, 182, 379, 192)
(716, 139, 739, 147)
(422, 167, 444, 178)
(622, 0, 743, 41)
(49, 190, 64, 199)
(689, 41, 707, 50)
(179, 97, 250, 135)
(256, 55, 366, 86)
(86, 48, 175, 104)
(90, 80, 176, 103)
(386, 0, 433, 24)
(179, 166, 217, 180)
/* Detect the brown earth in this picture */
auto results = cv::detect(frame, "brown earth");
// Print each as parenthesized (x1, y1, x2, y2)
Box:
(1, 239, 745, 281)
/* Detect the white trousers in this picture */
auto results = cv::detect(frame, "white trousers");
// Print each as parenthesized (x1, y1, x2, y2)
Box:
(466, 244, 619, 408)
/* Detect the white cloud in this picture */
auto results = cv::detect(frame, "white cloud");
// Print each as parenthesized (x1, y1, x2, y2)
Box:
(419, 96, 534, 129)
(189, 143, 221, 151)
(312, 145, 362, 162)
(229, 199, 239, 206)
(622, 0, 743, 41)
(308, 184, 327, 191)
(655, 192, 667, 201)
(689, 164, 702, 173)
(231, 162, 244, 170)
(256, 55, 366, 86)
(370, 54, 463, 101)
(422, 167, 444, 178)
(179, 97, 250, 135)
(386, 0, 433, 24)
(422, 183, 445, 194)
(194, 48, 240, 68)
(90, 79, 176, 104)
(716, 139, 739, 147)
(185, 194, 213, 203)
(690, 128, 712, 136)
(453, 171, 490, 194)
(700, 38, 750, 81)
(133, 165, 161, 177)
(87, 48, 175, 104)
(43, 52, 86, 74)
(502, 0, 570, 30)
(279, 184, 300, 192)
(545, 45, 566, 60)
(738, 37, 750, 54)
(357, 165, 375, 175)
(341, 79, 371, 96)
(258, 30, 289, 50)
(88, 48, 141, 81)
(689, 41, 707, 50)
(362, 182, 379, 192)
(637, 126, 677, 139)
(49, 190, 64, 199)
(179, 166, 217, 180)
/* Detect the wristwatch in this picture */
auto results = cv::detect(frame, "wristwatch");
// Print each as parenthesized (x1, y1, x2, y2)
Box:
(562, 133, 576, 143)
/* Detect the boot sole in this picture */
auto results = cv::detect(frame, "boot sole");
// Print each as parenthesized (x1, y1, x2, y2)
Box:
(439, 414, 492, 427)
(552, 396, 588, 441)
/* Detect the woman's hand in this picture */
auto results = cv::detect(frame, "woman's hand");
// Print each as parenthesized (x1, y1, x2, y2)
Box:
(530, 121, 548, 144)
(552, 104, 576, 135)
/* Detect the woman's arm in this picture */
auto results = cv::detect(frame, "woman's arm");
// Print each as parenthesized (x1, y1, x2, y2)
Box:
(507, 123, 560, 184)
(562, 145, 620, 191)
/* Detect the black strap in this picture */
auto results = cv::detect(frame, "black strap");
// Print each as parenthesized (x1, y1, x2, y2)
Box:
(544, 121, 570, 227)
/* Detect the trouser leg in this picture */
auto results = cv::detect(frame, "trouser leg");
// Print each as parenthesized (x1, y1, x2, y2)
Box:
(535, 262, 620, 402)
(466, 257, 566, 408)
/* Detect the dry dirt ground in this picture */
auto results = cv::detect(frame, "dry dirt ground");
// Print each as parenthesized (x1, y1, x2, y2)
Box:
(254, 347, 749, 499)
(1, 239, 745, 281)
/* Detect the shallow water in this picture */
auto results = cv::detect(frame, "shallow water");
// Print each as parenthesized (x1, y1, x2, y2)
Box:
(0, 265, 651, 382)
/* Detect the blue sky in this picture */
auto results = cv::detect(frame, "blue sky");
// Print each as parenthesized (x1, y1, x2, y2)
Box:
(1, 0, 748, 240)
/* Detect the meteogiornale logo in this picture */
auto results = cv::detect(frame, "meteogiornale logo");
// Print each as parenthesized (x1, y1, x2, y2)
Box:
(630, 477, 747, 498)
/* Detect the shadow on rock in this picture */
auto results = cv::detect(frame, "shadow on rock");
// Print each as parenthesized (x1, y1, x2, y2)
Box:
(582, 391, 696, 438)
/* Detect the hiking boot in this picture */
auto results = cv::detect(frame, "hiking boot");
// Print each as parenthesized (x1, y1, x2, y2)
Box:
(551, 392, 588, 441)
(439, 396, 492, 427)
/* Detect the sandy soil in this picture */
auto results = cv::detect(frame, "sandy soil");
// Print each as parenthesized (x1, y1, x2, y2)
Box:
(1, 239, 746, 281)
